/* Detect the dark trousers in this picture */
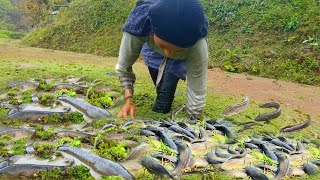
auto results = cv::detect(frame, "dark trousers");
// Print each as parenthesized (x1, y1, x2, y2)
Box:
(148, 67, 179, 113)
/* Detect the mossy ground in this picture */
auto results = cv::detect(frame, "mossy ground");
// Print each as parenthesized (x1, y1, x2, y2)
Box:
(0, 39, 319, 179)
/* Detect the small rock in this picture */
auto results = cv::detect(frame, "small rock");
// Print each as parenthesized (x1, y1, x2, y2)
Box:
(32, 96, 39, 103)
(26, 146, 35, 154)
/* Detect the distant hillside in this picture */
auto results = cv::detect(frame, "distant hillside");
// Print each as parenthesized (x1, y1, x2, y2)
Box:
(23, 0, 320, 85)
(23, 0, 135, 56)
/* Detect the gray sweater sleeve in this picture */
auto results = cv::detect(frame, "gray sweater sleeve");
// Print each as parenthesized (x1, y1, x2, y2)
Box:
(185, 38, 208, 118)
(115, 32, 145, 91)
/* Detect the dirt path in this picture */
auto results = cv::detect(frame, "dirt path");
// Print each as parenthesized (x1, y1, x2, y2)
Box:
(207, 68, 320, 118)
(1, 39, 319, 118)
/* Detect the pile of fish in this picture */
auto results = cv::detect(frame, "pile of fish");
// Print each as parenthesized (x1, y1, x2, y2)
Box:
(0, 78, 319, 180)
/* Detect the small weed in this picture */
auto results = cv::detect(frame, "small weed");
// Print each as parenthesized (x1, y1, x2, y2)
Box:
(0, 148, 11, 157)
(38, 93, 56, 107)
(57, 137, 82, 147)
(93, 127, 115, 148)
(102, 176, 124, 180)
(33, 125, 54, 140)
(34, 143, 56, 159)
(56, 89, 77, 97)
(38, 80, 53, 92)
(43, 113, 61, 123)
(251, 150, 277, 166)
(40, 167, 63, 180)
(64, 111, 85, 124)
(40, 165, 94, 180)
(21, 90, 33, 103)
(0, 134, 12, 141)
(66, 165, 94, 180)
(93, 140, 128, 161)
(12, 138, 27, 155)
(88, 93, 114, 108)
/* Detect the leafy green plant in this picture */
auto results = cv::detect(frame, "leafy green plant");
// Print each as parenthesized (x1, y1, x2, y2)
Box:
(88, 93, 114, 108)
(38, 80, 53, 92)
(40, 167, 63, 180)
(33, 125, 54, 140)
(38, 93, 56, 106)
(64, 111, 85, 123)
(283, 16, 299, 32)
(12, 138, 27, 155)
(0, 147, 11, 158)
(43, 113, 61, 123)
(21, 90, 33, 103)
(34, 143, 56, 159)
(57, 137, 82, 147)
(102, 176, 125, 180)
(94, 140, 128, 161)
(251, 150, 276, 166)
(56, 89, 77, 97)
(66, 165, 94, 180)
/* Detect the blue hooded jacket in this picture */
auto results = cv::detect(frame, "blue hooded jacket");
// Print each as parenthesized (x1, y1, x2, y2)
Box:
(123, 0, 188, 80)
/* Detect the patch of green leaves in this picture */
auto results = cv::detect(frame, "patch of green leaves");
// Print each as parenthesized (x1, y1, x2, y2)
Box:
(38, 93, 56, 107)
(64, 111, 85, 124)
(57, 137, 82, 147)
(56, 89, 77, 97)
(94, 140, 128, 161)
(66, 165, 94, 180)
(34, 143, 56, 159)
(38, 80, 53, 92)
(33, 125, 54, 140)
(102, 176, 125, 180)
(12, 138, 27, 155)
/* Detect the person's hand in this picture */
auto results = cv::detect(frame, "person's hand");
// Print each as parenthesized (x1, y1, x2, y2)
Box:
(117, 100, 136, 119)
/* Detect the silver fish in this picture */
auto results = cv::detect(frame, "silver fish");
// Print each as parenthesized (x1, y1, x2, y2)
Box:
(58, 96, 112, 119)
(58, 146, 134, 180)
(221, 96, 249, 117)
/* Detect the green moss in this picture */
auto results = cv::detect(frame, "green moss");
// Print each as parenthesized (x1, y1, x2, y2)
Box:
(40, 167, 63, 180)
(0, 134, 12, 141)
(6, 87, 20, 97)
(40, 165, 95, 180)
(8, 97, 20, 105)
(21, 90, 33, 104)
(33, 125, 54, 140)
(57, 137, 82, 147)
(56, 89, 77, 97)
(0, 141, 8, 146)
(12, 138, 26, 155)
(43, 113, 61, 123)
(0, 108, 9, 117)
(93, 140, 128, 161)
(0, 147, 11, 158)
(38, 93, 56, 107)
(38, 80, 53, 92)
(88, 93, 114, 108)
(102, 176, 125, 180)
(64, 111, 85, 124)
(34, 143, 56, 159)
(66, 165, 94, 180)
